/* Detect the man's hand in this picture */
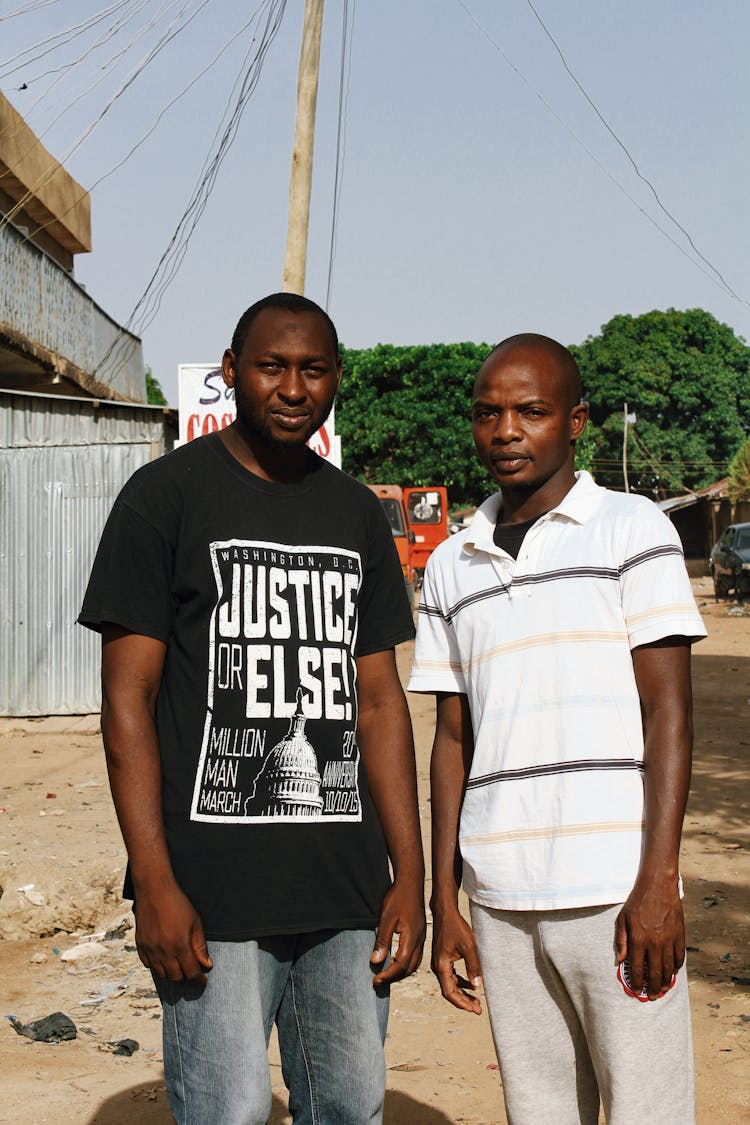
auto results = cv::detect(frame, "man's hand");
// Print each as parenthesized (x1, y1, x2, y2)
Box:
(615, 875, 684, 1000)
(371, 877, 426, 986)
(431, 903, 483, 1014)
(135, 881, 214, 986)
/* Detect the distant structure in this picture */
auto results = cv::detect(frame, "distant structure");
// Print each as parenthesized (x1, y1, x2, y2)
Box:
(0, 92, 175, 716)
(251, 689, 323, 818)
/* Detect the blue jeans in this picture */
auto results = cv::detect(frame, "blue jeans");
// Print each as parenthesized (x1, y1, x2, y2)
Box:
(155, 929, 389, 1125)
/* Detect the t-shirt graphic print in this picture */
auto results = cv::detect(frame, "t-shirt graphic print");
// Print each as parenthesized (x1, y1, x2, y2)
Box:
(191, 539, 363, 824)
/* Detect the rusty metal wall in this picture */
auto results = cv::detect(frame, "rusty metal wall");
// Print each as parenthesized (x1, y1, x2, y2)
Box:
(0, 390, 173, 715)
(0, 222, 144, 401)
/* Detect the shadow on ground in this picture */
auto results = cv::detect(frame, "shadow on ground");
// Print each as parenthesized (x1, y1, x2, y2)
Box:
(88, 1087, 454, 1124)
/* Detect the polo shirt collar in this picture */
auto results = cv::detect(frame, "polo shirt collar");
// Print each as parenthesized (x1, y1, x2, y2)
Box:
(464, 470, 603, 555)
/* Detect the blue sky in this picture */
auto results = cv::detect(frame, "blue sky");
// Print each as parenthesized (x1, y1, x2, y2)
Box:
(1, 0, 748, 403)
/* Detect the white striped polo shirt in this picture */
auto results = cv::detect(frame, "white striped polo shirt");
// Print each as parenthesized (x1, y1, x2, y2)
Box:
(408, 471, 706, 911)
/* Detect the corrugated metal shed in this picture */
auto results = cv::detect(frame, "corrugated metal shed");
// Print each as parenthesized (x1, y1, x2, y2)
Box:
(0, 389, 175, 715)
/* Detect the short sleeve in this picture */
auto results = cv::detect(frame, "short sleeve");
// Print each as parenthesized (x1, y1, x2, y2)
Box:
(619, 502, 706, 649)
(407, 550, 467, 694)
(78, 498, 175, 643)
(354, 497, 415, 658)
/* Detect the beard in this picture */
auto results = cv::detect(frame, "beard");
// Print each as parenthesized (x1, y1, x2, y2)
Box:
(234, 384, 333, 450)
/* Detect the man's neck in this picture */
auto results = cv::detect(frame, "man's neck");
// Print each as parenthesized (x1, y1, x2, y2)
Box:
(219, 423, 311, 484)
(498, 470, 577, 525)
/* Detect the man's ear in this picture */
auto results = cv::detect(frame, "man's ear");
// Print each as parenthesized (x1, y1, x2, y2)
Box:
(570, 400, 589, 440)
(221, 349, 236, 389)
(335, 355, 343, 393)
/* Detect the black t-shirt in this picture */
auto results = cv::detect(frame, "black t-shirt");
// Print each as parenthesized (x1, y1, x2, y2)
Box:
(493, 513, 548, 559)
(79, 433, 415, 940)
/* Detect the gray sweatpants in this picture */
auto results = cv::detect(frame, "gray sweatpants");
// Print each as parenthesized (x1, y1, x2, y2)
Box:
(470, 901, 695, 1125)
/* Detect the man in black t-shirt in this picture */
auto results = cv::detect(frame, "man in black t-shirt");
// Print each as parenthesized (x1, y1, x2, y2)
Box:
(79, 293, 425, 1125)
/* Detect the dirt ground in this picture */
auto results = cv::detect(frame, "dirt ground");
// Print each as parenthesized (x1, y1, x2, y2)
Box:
(0, 575, 748, 1124)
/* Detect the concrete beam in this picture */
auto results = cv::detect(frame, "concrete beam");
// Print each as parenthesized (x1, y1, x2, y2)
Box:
(0, 92, 91, 256)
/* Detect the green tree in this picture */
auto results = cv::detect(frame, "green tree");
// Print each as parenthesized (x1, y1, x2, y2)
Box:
(145, 365, 167, 405)
(338, 342, 493, 504)
(570, 309, 750, 496)
(728, 436, 750, 502)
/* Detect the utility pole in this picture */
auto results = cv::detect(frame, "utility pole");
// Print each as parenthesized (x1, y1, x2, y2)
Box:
(622, 402, 630, 493)
(282, 0, 324, 294)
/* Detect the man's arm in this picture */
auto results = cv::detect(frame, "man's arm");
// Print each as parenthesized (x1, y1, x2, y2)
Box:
(101, 624, 213, 985)
(355, 648, 425, 986)
(430, 691, 483, 1014)
(615, 636, 693, 999)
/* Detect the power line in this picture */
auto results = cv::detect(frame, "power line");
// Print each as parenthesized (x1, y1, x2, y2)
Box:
(524, 0, 748, 307)
(0, 0, 64, 21)
(0, 0, 136, 78)
(0, 0, 210, 238)
(325, 0, 355, 309)
(3, 5, 270, 260)
(94, 0, 288, 384)
(456, 0, 750, 310)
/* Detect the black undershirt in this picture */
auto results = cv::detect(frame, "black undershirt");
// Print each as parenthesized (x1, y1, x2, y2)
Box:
(493, 513, 549, 560)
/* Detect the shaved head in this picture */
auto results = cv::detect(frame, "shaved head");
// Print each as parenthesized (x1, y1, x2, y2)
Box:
(479, 333, 582, 409)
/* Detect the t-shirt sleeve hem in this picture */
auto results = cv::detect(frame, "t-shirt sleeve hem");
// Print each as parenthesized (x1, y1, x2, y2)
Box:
(77, 610, 171, 645)
(628, 618, 707, 650)
(407, 670, 467, 694)
(354, 625, 416, 659)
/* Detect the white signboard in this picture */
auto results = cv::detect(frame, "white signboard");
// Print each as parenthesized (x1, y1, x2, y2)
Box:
(177, 363, 341, 467)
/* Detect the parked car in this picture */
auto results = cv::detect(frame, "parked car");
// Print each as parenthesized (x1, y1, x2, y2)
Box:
(709, 522, 750, 599)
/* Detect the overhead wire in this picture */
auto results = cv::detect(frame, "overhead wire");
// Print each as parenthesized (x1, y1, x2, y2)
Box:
(1, 0, 157, 144)
(0, 0, 64, 21)
(2, 3, 268, 267)
(0, 0, 210, 238)
(456, 1, 750, 310)
(325, 0, 355, 310)
(94, 0, 288, 384)
(524, 0, 748, 307)
(0, 0, 136, 78)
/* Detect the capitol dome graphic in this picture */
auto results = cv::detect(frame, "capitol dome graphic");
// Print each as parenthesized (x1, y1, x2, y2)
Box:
(249, 687, 323, 818)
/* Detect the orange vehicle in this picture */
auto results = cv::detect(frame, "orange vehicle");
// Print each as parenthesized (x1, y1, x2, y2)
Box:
(367, 484, 449, 605)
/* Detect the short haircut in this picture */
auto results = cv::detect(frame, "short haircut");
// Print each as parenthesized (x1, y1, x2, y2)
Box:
(484, 332, 583, 406)
(230, 293, 339, 358)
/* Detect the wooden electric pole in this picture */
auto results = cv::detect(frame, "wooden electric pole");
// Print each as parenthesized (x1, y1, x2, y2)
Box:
(282, 0, 324, 294)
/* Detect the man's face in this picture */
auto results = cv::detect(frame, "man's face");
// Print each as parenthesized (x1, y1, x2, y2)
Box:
(222, 308, 341, 449)
(472, 345, 588, 494)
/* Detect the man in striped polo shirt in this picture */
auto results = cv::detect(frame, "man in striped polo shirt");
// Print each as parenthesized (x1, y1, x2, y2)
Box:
(409, 334, 705, 1124)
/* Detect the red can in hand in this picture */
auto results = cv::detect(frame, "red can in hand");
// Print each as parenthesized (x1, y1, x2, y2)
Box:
(617, 959, 677, 1002)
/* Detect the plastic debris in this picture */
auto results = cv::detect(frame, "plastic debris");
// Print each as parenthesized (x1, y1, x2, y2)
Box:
(9, 1011, 76, 1043)
(720, 953, 731, 963)
(80, 982, 129, 1007)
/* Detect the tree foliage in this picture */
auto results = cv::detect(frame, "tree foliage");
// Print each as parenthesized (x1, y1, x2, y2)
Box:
(728, 436, 750, 502)
(337, 309, 750, 505)
(338, 343, 494, 503)
(145, 365, 167, 405)
(570, 309, 750, 495)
